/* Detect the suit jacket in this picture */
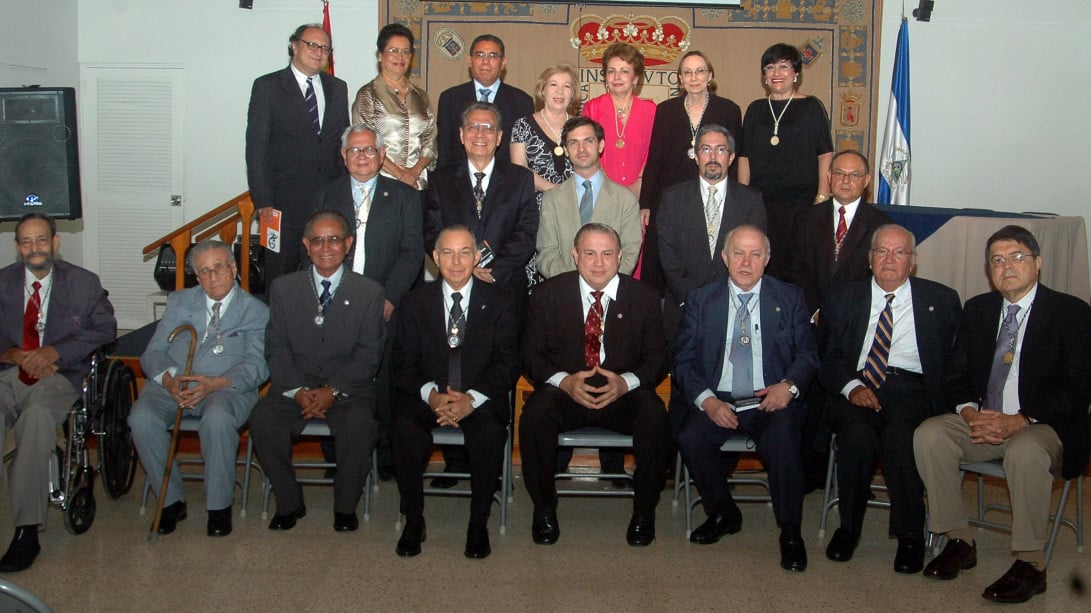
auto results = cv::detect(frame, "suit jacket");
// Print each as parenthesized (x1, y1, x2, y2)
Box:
(951, 284, 1091, 479)
(394, 280, 520, 422)
(435, 81, 534, 172)
(310, 174, 424, 307)
(817, 277, 961, 415)
(423, 159, 538, 293)
(536, 175, 642, 278)
(264, 268, 386, 399)
(523, 272, 667, 390)
(245, 66, 349, 228)
(671, 276, 818, 431)
(786, 201, 894, 316)
(140, 285, 269, 406)
(0, 260, 116, 392)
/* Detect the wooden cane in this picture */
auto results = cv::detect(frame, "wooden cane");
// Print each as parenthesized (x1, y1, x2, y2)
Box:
(149, 324, 197, 542)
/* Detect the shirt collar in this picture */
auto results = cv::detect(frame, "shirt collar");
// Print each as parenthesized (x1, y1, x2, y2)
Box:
(351, 175, 378, 195)
(1004, 283, 1038, 312)
(578, 273, 620, 303)
(311, 264, 345, 292)
(24, 267, 53, 291)
(442, 277, 474, 305)
(290, 64, 319, 89)
(832, 196, 862, 210)
(472, 79, 501, 97)
(729, 277, 763, 299)
(205, 284, 237, 316)
(871, 277, 911, 302)
(467, 156, 496, 178)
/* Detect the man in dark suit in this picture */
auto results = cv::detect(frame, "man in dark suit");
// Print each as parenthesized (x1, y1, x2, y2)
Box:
(673, 225, 817, 572)
(129, 240, 269, 538)
(246, 23, 349, 285)
(520, 223, 670, 547)
(435, 34, 533, 172)
(817, 224, 961, 573)
(0, 214, 116, 572)
(915, 225, 1091, 603)
(249, 211, 386, 533)
(310, 124, 424, 480)
(391, 226, 520, 559)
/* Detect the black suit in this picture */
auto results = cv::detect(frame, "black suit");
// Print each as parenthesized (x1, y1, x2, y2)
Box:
(435, 81, 533, 172)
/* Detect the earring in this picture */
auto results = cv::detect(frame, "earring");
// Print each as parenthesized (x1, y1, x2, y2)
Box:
(793, 76, 798, 83)
(763, 80, 769, 86)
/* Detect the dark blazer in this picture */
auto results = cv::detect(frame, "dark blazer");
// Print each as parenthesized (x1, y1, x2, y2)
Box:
(422, 159, 538, 293)
(786, 201, 894, 316)
(0, 260, 116, 391)
(310, 174, 424, 307)
(951, 284, 1091, 479)
(435, 81, 533, 172)
(671, 275, 818, 431)
(523, 272, 668, 390)
(817, 277, 961, 415)
(394, 280, 520, 422)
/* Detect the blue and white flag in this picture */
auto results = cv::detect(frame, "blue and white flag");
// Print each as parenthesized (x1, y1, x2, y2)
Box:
(878, 18, 911, 205)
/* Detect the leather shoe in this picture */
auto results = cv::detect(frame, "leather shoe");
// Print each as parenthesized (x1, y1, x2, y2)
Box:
(825, 528, 858, 562)
(626, 514, 655, 547)
(377, 465, 395, 482)
(982, 559, 1047, 603)
(429, 476, 459, 489)
(0, 526, 41, 573)
(334, 512, 359, 532)
(464, 523, 491, 559)
(779, 526, 808, 572)
(268, 504, 306, 530)
(396, 517, 426, 557)
(157, 501, 188, 535)
(689, 506, 742, 545)
(893, 535, 925, 574)
(531, 508, 560, 545)
(206, 507, 232, 537)
(922, 538, 976, 580)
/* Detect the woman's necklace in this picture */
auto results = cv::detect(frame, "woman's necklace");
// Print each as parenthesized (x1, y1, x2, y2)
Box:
(614, 98, 632, 149)
(684, 93, 709, 159)
(382, 74, 408, 98)
(539, 110, 568, 157)
(767, 95, 794, 146)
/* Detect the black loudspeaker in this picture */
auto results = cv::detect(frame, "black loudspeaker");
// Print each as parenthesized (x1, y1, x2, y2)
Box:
(0, 87, 81, 221)
(913, 1, 935, 22)
(153, 236, 266, 294)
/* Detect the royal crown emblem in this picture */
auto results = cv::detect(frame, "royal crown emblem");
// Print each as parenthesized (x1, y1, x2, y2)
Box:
(571, 14, 691, 67)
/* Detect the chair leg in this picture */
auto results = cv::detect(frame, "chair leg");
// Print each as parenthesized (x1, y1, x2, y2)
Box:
(1077, 476, 1085, 553)
(672, 452, 683, 507)
(818, 440, 837, 538)
(1044, 479, 1073, 567)
(139, 475, 151, 515)
(684, 465, 693, 537)
(239, 436, 255, 518)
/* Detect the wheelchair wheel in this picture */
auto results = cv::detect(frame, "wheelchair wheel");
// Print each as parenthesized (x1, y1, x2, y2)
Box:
(64, 471, 96, 535)
(99, 359, 138, 499)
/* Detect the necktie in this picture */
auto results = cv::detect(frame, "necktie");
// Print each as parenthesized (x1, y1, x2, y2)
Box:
(983, 304, 1021, 411)
(834, 205, 848, 262)
(473, 172, 486, 218)
(207, 301, 222, 341)
(19, 281, 41, 385)
(304, 77, 321, 134)
(729, 293, 754, 398)
(579, 179, 594, 225)
(352, 188, 371, 275)
(584, 291, 604, 369)
(448, 292, 465, 391)
(704, 185, 721, 257)
(862, 293, 896, 389)
(319, 280, 332, 315)
(478, 88, 492, 102)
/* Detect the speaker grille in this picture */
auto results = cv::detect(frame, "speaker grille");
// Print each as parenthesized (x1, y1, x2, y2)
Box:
(0, 87, 81, 220)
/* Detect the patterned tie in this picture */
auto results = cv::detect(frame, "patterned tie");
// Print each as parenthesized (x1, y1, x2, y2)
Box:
(862, 293, 896, 389)
(579, 179, 594, 225)
(319, 279, 332, 315)
(704, 185, 721, 257)
(834, 205, 848, 262)
(448, 292, 465, 391)
(478, 88, 492, 102)
(206, 301, 222, 342)
(304, 77, 320, 134)
(983, 304, 1021, 411)
(584, 291, 604, 369)
(352, 187, 371, 275)
(19, 281, 41, 385)
(473, 172, 486, 218)
(729, 293, 754, 398)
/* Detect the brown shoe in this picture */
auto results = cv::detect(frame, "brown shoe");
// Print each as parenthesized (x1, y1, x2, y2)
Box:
(922, 538, 976, 580)
(982, 560, 1047, 603)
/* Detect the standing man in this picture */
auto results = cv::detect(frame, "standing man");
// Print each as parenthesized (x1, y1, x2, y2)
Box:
(817, 225, 960, 572)
(391, 226, 520, 559)
(520, 223, 670, 547)
(246, 23, 349, 285)
(435, 34, 533, 172)
(673, 225, 817, 572)
(249, 211, 386, 533)
(0, 213, 116, 572)
(129, 240, 269, 538)
(914, 225, 1091, 603)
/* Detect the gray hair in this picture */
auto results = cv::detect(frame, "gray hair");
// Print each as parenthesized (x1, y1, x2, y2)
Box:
(695, 123, 736, 153)
(722, 224, 771, 255)
(460, 101, 502, 129)
(869, 224, 917, 252)
(341, 123, 385, 149)
(186, 239, 234, 271)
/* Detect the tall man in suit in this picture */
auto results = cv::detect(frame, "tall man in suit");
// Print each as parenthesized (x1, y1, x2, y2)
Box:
(520, 223, 671, 547)
(391, 226, 520, 559)
(129, 240, 269, 538)
(817, 225, 961, 572)
(246, 23, 349, 284)
(310, 124, 424, 480)
(0, 214, 116, 573)
(915, 225, 1091, 603)
(435, 34, 533, 172)
(673, 225, 818, 572)
(250, 211, 386, 533)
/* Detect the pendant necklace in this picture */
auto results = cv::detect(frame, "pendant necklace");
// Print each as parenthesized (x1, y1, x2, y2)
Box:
(767, 95, 794, 146)
(684, 93, 709, 159)
(732, 289, 760, 347)
(539, 110, 568, 157)
(1001, 302, 1033, 364)
(309, 269, 340, 326)
(26, 281, 50, 332)
(614, 99, 632, 149)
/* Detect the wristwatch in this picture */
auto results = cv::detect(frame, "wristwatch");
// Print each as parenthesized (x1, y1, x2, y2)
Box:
(328, 386, 347, 400)
(782, 379, 799, 398)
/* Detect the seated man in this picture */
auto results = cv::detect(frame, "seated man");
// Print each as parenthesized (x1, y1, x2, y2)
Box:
(0, 213, 116, 572)
(914, 225, 1091, 603)
(391, 226, 519, 559)
(674, 225, 818, 572)
(520, 223, 670, 547)
(129, 239, 269, 537)
(250, 210, 386, 532)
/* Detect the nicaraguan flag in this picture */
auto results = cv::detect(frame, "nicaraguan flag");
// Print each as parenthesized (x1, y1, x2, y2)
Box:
(878, 18, 910, 205)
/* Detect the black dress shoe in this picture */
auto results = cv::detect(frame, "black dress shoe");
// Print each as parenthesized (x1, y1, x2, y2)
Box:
(396, 517, 426, 557)
(157, 501, 188, 535)
(377, 465, 395, 482)
(893, 535, 925, 574)
(689, 506, 743, 545)
(206, 507, 232, 537)
(531, 509, 560, 545)
(626, 514, 656, 546)
(464, 523, 491, 559)
(982, 559, 1047, 603)
(430, 476, 459, 489)
(779, 526, 808, 572)
(268, 504, 307, 530)
(334, 512, 359, 532)
(825, 528, 859, 562)
(922, 538, 976, 580)
(0, 526, 41, 573)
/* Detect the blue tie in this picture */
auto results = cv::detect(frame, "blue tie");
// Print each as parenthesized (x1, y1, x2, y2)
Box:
(579, 180, 594, 225)
(478, 88, 492, 102)
(304, 77, 320, 134)
(730, 293, 754, 399)
(319, 280, 332, 315)
(983, 304, 1021, 410)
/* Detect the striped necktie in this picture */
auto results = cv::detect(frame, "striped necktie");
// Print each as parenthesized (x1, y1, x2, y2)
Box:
(862, 293, 895, 389)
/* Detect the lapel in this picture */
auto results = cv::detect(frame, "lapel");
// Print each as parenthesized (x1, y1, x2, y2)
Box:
(850, 281, 873, 354)
(279, 67, 310, 123)
(758, 280, 783, 368)
(706, 282, 731, 381)
(834, 203, 870, 276)
(908, 279, 934, 368)
(363, 177, 394, 263)
(480, 162, 506, 226)
(602, 276, 629, 358)
(41, 263, 64, 347)
(713, 182, 735, 257)
(454, 163, 478, 223)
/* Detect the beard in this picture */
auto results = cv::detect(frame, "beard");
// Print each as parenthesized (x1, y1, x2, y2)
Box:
(701, 163, 723, 181)
(22, 250, 54, 275)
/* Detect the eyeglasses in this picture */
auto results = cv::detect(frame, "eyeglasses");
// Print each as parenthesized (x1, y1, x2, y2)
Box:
(832, 170, 867, 182)
(697, 145, 731, 156)
(196, 262, 233, 278)
(345, 146, 380, 158)
(988, 251, 1033, 267)
(17, 236, 51, 248)
(872, 248, 914, 260)
(308, 236, 345, 248)
(299, 40, 333, 55)
(385, 47, 412, 57)
(472, 51, 502, 61)
(762, 62, 794, 74)
(463, 122, 497, 134)
(680, 67, 709, 78)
